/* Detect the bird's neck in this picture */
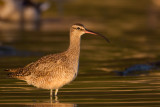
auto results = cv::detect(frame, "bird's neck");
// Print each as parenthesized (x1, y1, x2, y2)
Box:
(67, 33, 81, 58)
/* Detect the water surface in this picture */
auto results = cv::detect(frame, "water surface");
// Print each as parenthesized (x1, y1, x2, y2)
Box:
(0, 30, 160, 107)
(0, 0, 160, 106)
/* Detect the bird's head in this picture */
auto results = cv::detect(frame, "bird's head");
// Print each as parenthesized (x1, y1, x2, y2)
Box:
(70, 23, 110, 43)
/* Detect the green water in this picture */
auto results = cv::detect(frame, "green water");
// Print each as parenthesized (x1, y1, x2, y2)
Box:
(0, 0, 160, 106)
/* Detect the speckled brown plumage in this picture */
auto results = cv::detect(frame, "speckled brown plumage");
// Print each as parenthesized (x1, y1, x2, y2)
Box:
(7, 23, 109, 98)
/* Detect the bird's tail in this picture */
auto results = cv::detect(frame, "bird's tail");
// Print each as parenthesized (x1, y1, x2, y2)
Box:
(5, 68, 22, 78)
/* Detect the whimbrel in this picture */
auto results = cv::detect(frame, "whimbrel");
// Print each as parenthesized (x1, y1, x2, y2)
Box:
(7, 23, 109, 99)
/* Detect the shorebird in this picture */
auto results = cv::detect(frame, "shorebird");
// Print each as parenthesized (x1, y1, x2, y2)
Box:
(7, 23, 109, 99)
(0, 0, 49, 30)
(0, 0, 49, 22)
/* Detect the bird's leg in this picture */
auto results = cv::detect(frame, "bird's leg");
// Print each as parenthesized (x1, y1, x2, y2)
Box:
(54, 89, 59, 102)
(55, 89, 58, 96)
(50, 89, 53, 97)
(50, 89, 53, 103)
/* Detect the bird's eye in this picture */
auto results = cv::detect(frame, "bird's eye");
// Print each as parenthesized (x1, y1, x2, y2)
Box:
(77, 27, 80, 30)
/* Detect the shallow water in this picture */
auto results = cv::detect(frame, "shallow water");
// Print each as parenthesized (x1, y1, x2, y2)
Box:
(0, 29, 160, 107)
(0, 0, 160, 106)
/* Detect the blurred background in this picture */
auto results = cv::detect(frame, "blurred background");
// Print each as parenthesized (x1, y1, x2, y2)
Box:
(0, 0, 160, 106)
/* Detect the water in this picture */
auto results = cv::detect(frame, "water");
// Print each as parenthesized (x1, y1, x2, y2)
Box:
(1, 0, 160, 106)
(0, 29, 160, 107)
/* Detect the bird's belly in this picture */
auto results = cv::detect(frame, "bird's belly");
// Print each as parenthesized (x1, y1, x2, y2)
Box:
(26, 71, 76, 89)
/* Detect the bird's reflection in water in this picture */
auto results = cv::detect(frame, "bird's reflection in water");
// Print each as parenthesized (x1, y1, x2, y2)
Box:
(50, 95, 59, 103)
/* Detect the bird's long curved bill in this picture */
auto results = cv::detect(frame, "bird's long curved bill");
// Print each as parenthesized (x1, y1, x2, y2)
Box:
(85, 29, 110, 43)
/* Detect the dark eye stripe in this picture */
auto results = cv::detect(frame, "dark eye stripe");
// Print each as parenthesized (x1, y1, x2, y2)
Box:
(73, 27, 84, 30)
(77, 27, 80, 30)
